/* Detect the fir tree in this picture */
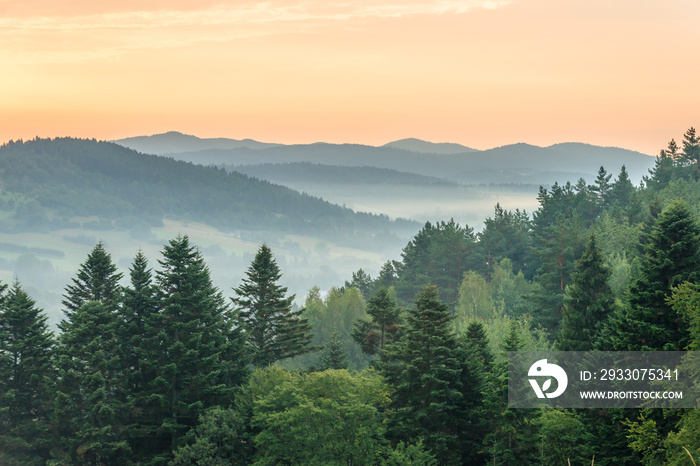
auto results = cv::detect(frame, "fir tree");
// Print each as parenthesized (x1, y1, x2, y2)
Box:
(382, 286, 473, 465)
(233, 244, 313, 366)
(0, 282, 55, 465)
(117, 251, 163, 462)
(559, 233, 615, 350)
(486, 320, 538, 465)
(61, 241, 123, 317)
(463, 320, 493, 371)
(318, 332, 348, 370)
(153, 235, 248, 459)
(53, 244, 129, 465)
(615, 201, 700, 350)
(352, 287, 400, 357)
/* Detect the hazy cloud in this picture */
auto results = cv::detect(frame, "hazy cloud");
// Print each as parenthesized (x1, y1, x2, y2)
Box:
(0, 1, 512, 31)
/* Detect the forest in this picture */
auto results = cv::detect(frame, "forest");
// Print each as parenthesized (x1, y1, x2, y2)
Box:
(1, 128, 700, 465)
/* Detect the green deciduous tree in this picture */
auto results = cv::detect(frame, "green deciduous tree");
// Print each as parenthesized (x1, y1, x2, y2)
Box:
(251, 369, 393, 465)
(233, 244, 313, 366)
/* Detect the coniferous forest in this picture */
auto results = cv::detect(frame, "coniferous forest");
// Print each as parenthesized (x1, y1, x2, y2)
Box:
(3, 129, 700, 465)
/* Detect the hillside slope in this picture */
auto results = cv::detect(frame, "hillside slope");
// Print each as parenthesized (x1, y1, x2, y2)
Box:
(0, 138, 414, 242)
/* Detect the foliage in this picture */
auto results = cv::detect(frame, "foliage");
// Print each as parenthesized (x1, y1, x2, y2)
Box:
(614, 201, 700, 350)
(318, 331, 348, 370)
(0, 282, 55, 464)
(559, 233, 615, 350)
(352, 287, 401, 358)
(233, 244, 313, 366)
(382, 285, 484, 465)
(251, 369, 393, 465)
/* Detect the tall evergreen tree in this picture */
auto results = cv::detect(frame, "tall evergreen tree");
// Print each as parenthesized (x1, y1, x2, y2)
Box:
(343, 268, 374, 299)
(478, 204, 535, 279)
(614, 201, 700, 350)
(681, 126, 700, 168)
(233, 244, 313, 367)
(382, 286, 478, 465)
(486, 320, 538, 465)
(559, 233, 615, 350)
(592, 166, 613, 206)
(53, 301, 129, 465)
(395, 219, 481, 307)
(318, 332, 348, 370)
(0, 282, 55, 465)
(352, 287, 401, 358)
(62, 241, 123, 317)
(117, 251, 163, 462)
(53, 244, 128, 465)
(153, 235, 248, 460)
(530, 182, 592, 334)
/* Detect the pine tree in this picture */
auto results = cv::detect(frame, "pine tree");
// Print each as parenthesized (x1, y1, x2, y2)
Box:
(681, 127, 700, 168)
(615, 201, 700, 350)
(352, 287, 400, 357)
(592, 166, 613, 206)
(233, 244, 313, 366)
(343, 268, 374, 299)
(0, 282, 55, 465)
(153, 235, 248, 459)
(559, 233, 615, 350)
(382, 286, 472, 465)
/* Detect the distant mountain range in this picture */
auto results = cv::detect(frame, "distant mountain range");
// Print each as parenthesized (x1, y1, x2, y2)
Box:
(113, 132, 656, 186)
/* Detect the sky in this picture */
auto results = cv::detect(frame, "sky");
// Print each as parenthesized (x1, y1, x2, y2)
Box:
(1, 0, 699, 155)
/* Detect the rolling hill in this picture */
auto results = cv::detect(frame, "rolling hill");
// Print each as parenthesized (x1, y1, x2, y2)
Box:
(114, 132, 656, 186)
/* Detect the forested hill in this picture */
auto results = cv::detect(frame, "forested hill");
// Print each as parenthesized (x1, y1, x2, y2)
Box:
(233, 162, 457, 186)
(0, 138, 414, 238)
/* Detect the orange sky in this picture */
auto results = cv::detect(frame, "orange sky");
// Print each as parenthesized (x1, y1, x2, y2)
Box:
(1, 0, 699, 154)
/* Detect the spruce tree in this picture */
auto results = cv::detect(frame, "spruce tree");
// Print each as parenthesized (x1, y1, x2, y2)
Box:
(0, 282, 55, 465)
(118, 251, 163, 462)
(153, 235, 248, 459)
(559, 233, 615, 351)
(382, 286, 473, 465)
(54, 301, 129, 465)
(615, 201, 700, 350)
(53, 244, 129, 465)
(486, 320, 538, 465)
(233, 244, 313, 366)
(62, 241, 123, 317)
(318, 332, 348, 370)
